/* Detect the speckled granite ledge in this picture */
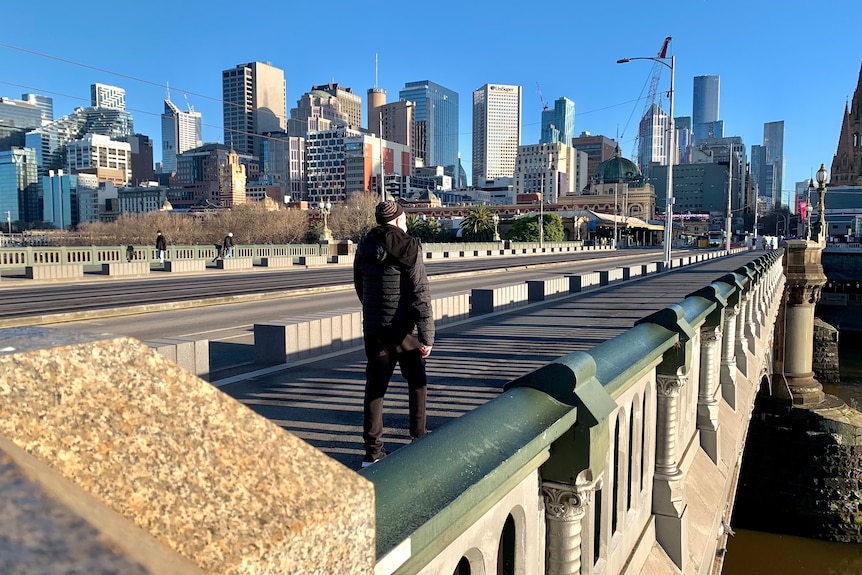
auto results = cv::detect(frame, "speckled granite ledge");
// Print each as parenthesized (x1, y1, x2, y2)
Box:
(0, 326, 375, 574)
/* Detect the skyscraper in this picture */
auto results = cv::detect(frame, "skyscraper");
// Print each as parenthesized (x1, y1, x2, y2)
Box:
(25, 106, 134, 175)
(21, 93, 53, 123)
(161, 98, 202, 174)
(636, 103, 668, 178)
(222, 62, 286, 157)
(310, 83, 361, 129)
(540, 96, 575, 146)
(90, 84, 126, 110)
(763, 120, 785, 206)
(472, 83, 521, 186)
(399, 80, 459, 183)
(0, 97, 42, 150)
(0, 147, 38, 222)
(42, 170, 77, 229)
(692, 75, 721, 142)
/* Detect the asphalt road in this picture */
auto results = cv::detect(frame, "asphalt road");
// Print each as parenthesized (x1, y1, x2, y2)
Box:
(0, 248, 673, 324)
(18, 248, 680, 377)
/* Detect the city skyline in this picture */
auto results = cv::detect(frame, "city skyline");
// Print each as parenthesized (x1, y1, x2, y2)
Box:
(2, 0, 860, 193)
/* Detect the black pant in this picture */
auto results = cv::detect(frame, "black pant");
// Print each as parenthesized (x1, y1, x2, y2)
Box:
(362, 334, 428, 453)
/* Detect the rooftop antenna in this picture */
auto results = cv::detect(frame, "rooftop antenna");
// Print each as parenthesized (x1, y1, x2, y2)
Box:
(184, 93, 193, 112)
(375, 53, 379, 89)
(165, 81, 171, 102)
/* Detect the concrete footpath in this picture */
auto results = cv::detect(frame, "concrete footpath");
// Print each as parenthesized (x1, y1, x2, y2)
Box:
(217, 251, 767, 470)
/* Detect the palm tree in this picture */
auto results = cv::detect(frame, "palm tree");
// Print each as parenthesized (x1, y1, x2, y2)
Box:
(461, 205, 496, 241)
(406, 214, 423, 237)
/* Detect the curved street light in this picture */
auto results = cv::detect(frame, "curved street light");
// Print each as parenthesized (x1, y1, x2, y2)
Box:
(815, 163, 829, 246)
(618, 47, 675, 268)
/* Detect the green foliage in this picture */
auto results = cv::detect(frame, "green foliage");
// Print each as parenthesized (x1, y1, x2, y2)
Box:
(406, 213, 445, 242)
(504, 213, 564, 242)
(461, 204, 497, 241)
(306, 221, 324, 243)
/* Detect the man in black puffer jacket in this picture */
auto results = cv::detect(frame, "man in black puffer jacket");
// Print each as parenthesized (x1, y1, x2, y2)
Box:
(354, 200, 434, 468)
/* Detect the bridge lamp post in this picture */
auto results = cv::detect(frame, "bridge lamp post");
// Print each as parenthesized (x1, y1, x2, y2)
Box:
(318, 200, 333, 242)
(492, 212, 500, 241)
(618, 50, 675, 268)
(776, 213, 787, 237)
(814, 163, 828, 246)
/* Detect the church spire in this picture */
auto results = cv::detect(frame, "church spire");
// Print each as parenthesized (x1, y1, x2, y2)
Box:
(830, 62, 862, 186)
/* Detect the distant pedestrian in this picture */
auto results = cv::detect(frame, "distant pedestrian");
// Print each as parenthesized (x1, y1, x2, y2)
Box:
(155, 230, 167, 264)
(223, 232, 235, 258)
(353, 200, 434, 468)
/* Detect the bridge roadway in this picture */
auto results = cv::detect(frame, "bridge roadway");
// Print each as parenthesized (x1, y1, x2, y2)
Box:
(212, 251, 762, 471)
(0, 248, 649, 323)
(12, 248, 687, 374)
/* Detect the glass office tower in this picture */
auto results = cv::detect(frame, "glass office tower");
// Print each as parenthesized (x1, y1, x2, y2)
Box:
(399, 80, 459, 183)
(540, 96, 575, 146)
(692, 75, 720, 142)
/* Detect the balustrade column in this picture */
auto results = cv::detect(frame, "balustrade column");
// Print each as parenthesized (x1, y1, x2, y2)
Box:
(697, 326, 722, 463)
(653, 370, 689, 569)
(745, 279, 760, 352)
(734, 293, 750, 377)
(720, 306, 739, 409)
(544, 480, 594, 575)
(655, 371, 686, 479)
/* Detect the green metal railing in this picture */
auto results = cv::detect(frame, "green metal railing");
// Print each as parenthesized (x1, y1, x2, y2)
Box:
(363, 249, 784, 574)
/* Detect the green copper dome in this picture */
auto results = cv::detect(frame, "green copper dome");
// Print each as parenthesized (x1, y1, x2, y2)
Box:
(593, 145, 644, 184)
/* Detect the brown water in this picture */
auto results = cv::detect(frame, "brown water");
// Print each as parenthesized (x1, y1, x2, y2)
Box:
(723, 529, 862, 574)
(724, 331, 862, 574)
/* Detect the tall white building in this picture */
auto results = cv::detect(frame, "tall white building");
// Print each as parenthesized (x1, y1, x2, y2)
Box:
(66, 133, 132, 185)
(472, 83, 522, 186)
(161, 98, 202, 174)
(637, 103, 669, 179)
(90, 83, 126, 110)
(222, 62, 286, 157)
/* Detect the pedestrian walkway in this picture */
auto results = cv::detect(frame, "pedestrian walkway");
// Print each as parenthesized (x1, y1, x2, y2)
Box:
(219, 252, 765, 470)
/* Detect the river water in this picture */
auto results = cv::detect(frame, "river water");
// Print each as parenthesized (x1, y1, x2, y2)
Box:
(723, 331, 862, 574)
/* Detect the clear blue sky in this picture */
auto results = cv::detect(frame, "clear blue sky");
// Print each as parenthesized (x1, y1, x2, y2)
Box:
(3, 0, 860, 194)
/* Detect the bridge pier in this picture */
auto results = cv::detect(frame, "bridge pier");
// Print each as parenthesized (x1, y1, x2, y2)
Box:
(775, 240, 828, 404)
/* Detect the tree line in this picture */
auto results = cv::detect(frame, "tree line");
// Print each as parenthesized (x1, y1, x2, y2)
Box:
(35, 192, 565, 246)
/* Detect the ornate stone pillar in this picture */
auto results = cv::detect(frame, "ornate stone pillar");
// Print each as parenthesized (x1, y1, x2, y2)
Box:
(734, 291, 750, 377)
(777, 240, 828, 405)
(655, 371, 687, 480)
(720, 305, 739, 409)
(653, 371, 688, 569)
(746, 270, 763, 348)
(544, 480, 593, 575)
(697, 326, 722, 463)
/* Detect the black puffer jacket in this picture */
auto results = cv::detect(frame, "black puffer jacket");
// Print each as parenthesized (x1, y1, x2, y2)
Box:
(354, 225, 434, 346)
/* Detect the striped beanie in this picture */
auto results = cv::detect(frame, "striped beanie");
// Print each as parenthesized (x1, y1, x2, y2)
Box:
(375, 200, 404, 225)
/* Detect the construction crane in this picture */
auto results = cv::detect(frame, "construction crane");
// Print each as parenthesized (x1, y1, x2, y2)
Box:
(536, 82, 548, 111)
(631, 36, 672, 167)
